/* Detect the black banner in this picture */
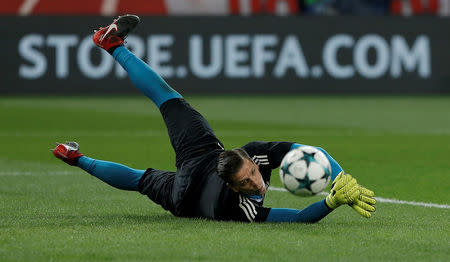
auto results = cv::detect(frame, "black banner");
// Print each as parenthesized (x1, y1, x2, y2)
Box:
(2, 16, 449, 94)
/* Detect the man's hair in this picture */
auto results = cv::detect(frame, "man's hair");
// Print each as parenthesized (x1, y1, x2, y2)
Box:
(217, 148, 252, 185)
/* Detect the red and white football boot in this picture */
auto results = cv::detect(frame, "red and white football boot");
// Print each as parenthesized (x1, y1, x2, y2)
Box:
(93, 14, 140, 52)
(53, 142, 84, 166)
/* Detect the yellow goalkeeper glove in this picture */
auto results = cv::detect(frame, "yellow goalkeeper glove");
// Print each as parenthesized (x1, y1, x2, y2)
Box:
(325, 172, 360, 209)
(349, 184, 377, 218)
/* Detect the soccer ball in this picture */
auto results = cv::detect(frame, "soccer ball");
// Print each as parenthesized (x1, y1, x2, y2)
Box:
(279, 146, 331, 196)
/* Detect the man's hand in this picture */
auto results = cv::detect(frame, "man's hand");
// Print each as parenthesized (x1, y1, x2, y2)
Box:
(325, 172, 360, 209)
(349, 184, 376, 218)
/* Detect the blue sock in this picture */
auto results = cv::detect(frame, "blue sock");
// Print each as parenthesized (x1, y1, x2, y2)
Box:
(112, 46, 182, 108)
(77, 156, 145, 191)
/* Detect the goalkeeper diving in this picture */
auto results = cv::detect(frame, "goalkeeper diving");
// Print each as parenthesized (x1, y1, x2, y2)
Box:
(52, 15, 376, 223)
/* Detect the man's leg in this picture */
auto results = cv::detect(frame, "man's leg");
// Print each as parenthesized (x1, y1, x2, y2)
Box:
(79, 155, 177, 211)
(53, 142, 176, 211)
(79, 156, 176, 212)
(111, 46, 221, 166)
(112, 46, 182, 108)
(113, 46, 222, 165)
(93, 15, 182, 108)
(113, 46, 220, 166)
(92, 16, 223, 215)
(53, 142, 144, 191)
(77, 156, 144, 191)
(93, 16, 223, 167)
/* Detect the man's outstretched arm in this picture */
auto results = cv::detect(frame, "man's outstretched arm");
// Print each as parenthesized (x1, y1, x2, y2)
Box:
(266, 200, 332, 223)
(290, 144, 376, 218)
(264, 172, 365, 223)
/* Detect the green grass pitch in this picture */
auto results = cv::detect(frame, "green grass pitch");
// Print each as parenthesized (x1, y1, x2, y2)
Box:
(1, 96, 449, 261)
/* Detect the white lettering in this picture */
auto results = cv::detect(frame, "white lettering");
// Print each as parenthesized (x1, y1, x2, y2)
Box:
(18, 34, 47, 79)
(252, 35, 278, 78)
(225, 35, 250, 78)
(15, 33, 432, 83)
(189, 35, 223, 78)
(47, 35, 78, 78)
(354, 34, 390, 79)
(273, 35, 308, 78)
(148, 35, 174, 77)
(391, 35, 431, 78)
(77, 34, 113, 79)
(323, 34, 354, 79)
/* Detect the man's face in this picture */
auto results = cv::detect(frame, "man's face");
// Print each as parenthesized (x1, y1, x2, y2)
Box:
(229, 159, 267, 195)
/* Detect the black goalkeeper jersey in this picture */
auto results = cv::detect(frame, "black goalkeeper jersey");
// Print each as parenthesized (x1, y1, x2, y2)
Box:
(194, 141, 294, 222)
(139, 140, 294, 222)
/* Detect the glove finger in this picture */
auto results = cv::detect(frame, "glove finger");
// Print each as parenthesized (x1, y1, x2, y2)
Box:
(352, 204, 372, 218)
(360, 195, 377, 205)
(359, 186, 374, 197)
(348, 186, 360, 202)
(355, 199, 376, 212)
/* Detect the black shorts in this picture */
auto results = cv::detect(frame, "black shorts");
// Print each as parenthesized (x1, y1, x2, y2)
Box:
(138, 98, 224, 216)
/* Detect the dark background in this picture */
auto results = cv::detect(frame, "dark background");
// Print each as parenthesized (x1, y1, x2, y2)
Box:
(2, 16, 449, 94)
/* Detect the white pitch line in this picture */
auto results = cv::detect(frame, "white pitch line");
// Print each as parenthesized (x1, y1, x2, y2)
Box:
(1, 171, 448, 209)
(0, 171, 79, 176)
(373, 197, 450, 209)
(268, 186, 450, 209)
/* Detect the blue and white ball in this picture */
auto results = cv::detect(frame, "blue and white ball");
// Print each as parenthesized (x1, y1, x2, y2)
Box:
(279, 146, 331, 196)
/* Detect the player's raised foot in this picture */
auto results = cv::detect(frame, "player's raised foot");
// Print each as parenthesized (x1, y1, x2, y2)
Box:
(93, 14, 140, 52)
(52, 141, 84, 166)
